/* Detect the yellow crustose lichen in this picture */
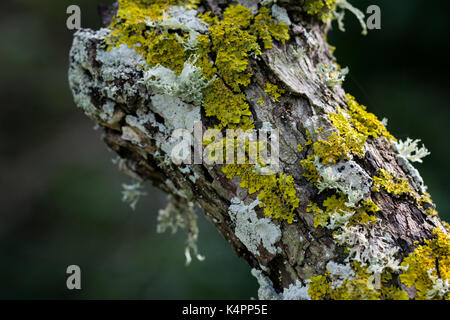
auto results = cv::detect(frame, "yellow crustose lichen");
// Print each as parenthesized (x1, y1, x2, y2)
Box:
(204, 5, 289, 129)
(222, 164, 300, 224)
(303, 0, 338, 23)
(301, 94, 394, 181)
(371, 169, 436, 216)
(264, 83, 285, 102)
(307, 194, 378, 229)
(250, 6, 290, 49)
(346, 94, 395, 141)
(107, 0, 197, 73)
(372, 169, 414, 196)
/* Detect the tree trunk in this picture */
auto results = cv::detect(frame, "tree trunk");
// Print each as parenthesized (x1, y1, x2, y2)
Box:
(68, 0, 449, 300)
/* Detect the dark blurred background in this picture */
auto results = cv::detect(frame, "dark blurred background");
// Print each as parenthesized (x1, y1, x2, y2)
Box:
(0, 0, 448, 299)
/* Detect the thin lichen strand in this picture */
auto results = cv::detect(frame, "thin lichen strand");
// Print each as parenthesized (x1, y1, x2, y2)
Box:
(400, 228, 450, 300)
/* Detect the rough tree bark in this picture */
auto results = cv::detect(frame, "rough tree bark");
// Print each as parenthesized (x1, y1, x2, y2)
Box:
(68, 0, 449, 300)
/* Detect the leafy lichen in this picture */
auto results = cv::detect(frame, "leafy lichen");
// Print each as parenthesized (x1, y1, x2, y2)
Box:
(223, 164, 300, 223)
(400, 228, 450, 300)
(372, 169, 413, 196)
(264, 83, 285, 102)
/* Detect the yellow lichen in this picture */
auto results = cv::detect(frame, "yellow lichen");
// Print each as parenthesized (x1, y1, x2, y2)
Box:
(209, 5, 261, 92)
(106, 0, 198, 73)
(203, 80, 254, 130)
(303, 0, 338, 23)
(308, 262, 409, 300)
(300, 155, 321, 186)
(400, 228, 450, 300)
(264, 83, 285, 102)
(222, 164, 299, 223)
(372, 169, 414, 196)
(307, 194, 378, 229)
(346, 94, 395, 142)
(250, 6, 290, 49)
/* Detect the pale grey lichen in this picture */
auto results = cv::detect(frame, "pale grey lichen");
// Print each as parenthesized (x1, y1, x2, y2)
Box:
(333, 223, 402, 287)
(251, 269, 311, 300)
(317, 63, 349, 89)
(281, 280, 310, 300)
(271, 4, 291, 26)
(121, 126, 142, 144)
(392, 139, 429, 194)
(150, 94, 201, 131)
(141, 58, 214, 106)
(125, 108, 167, 137)
(95, 43, 146, 104)
(426, 270, 450, 299)
(69, 29, 108, 119)
(315, 158, 372, 207)
(293, 47, 306, 61)
(251, 268, 280, 300)
(99, 100, 116, 124)
(121, 181, 147, 210)
(395, 138, 430, 163)
(326, 261, 354, 289)
(96, 43, 146, 82)
(335, 0, 367, 35)
(395, 154, 427, 194)
(176, 30, 200, 51)
(147, 6, 208, 33)
(157, 196, 205, 265)
(229, 197, 282, 256)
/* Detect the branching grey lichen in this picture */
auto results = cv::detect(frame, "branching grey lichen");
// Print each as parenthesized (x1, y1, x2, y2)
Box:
(157, 196, 205, 265)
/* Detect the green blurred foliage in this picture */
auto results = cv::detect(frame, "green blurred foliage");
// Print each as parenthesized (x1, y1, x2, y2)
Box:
(0, 0, 448, 299)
